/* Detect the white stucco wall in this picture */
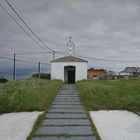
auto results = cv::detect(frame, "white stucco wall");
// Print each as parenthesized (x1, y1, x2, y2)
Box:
(51, 62, 87, 81)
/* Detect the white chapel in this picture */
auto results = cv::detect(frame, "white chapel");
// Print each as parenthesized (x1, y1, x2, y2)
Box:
(51, 37, 88, 84)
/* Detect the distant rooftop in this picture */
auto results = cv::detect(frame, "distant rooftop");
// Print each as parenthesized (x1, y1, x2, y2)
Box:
(51, 56, 88, 62)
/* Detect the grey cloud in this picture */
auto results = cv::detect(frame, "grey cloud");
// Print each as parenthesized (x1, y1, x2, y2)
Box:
(1, 0, 140, 74)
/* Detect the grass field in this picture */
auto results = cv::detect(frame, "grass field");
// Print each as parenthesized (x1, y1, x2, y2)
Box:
(0, 83, 3, 87)
(0, 78, 63, 113)
(76, 79, 140, 112)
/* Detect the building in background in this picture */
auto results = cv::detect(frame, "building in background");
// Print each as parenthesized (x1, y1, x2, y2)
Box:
(119, 67, 140, 76)
(87, 68, 107, 79)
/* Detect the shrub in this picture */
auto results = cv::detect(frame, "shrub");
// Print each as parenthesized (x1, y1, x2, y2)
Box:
(32, 73, 51, 79)
(0, 79, 63, 113)
(76, 79, 140, 112)
(0, 77, 8, 83)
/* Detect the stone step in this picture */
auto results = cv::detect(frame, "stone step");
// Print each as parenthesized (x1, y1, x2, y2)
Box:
(32, 136, 96, 140)
(57, 95, 79, 97)
(51, 105, 84, 109)
(56, 97, 79, 99)
(35, 126, 93, 135)
(41, 119, 90, 126)
(55, 97, 80, 99)
(52, 102, 82, 105)
(54, 98, 80, 101)
(48, 108, 85, 113)
(46, 113, 88, 119)
(58, 91, 79, 95)
(59, 91, 79, 93)
(58, 94, 79, 96)
(59, 94, 79, 97)
(54, 100, 80, 103)
(54, 99, 81, 102)
(59, 89, 78, 91)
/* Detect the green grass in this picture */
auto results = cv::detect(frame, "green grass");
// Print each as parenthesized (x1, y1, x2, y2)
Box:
(0, 83, 3, 87)
(0, 78, 63, 113)
(76, 79, 140, 112)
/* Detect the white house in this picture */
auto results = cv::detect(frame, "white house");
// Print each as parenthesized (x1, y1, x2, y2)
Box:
(50, 37, 88, 84)
(119, 67, 137, 76)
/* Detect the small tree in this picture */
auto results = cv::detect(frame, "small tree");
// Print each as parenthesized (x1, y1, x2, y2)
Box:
(0, 77, 8, 83)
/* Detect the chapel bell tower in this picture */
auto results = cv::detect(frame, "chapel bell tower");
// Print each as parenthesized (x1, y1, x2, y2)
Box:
(66, 36, 75, 56)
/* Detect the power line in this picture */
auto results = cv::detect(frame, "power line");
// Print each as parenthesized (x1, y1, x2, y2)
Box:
(55, 51, 66, 55)
(0, 1, 64, 57)
(1, 1, 140, 63)
(0, 1, 59, 58)
(0, 56, 12, 61)
(16, 51, 52, 55)
(5, 0, 53, 52)
(76, 55, 140, 62)
(56, 51, 140, 62)
(0, 2, 47, 50)
(0, 56, 50, 65)
(1, 51, 140, 66)
(25, 47, 140, 63)
(0, 72, 33, 75)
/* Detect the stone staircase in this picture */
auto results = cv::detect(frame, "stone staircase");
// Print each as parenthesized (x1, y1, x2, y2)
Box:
(32, 85, 96, 140)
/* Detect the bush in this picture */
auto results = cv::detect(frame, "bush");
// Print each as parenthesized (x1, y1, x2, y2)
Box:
(76, 79, 140, 112)
(0, 79, 63, 113)
(0, 77, 8, 83)
(32, 73, 51, 79)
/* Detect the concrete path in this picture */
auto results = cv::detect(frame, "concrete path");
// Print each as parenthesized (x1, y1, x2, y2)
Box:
(32, 85, 96, 140)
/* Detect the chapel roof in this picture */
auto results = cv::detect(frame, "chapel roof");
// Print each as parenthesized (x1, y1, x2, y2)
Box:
(51, 55, 88, 62)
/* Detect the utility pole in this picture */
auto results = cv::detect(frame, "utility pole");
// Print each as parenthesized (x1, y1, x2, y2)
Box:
(13, 53, 16, 80)
(38, 62, 41, 78)
(53, 51, 55, 60)
(135, 66, 138, 76)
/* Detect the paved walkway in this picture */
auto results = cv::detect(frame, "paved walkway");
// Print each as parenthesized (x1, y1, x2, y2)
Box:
(32, 85, 96, 140)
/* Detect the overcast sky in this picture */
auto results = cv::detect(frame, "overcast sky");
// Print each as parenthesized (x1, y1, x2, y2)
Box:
(1, 0, 140, 76)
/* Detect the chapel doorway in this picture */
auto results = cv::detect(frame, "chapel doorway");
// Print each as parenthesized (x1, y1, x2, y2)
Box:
(64, 66, 76, 84)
